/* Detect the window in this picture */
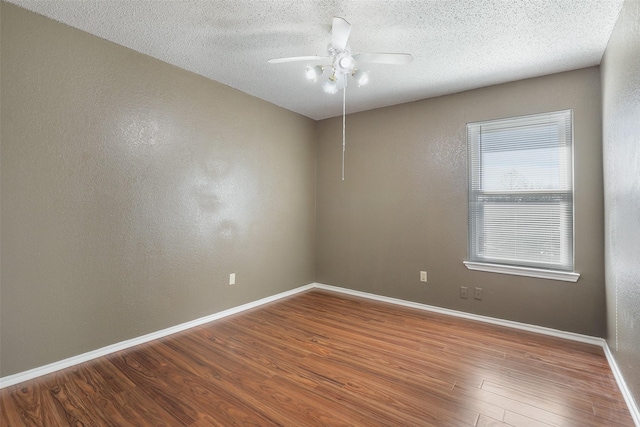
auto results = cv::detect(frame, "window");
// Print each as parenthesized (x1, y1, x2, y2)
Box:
(464, 110, 579, 282)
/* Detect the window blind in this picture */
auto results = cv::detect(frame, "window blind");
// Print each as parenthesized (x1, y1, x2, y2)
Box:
(467, 110, 574, 272)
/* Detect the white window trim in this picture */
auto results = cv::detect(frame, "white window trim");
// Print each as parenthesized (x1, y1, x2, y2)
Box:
(466, 109, 577, 278)
(464, 261, 580, 282)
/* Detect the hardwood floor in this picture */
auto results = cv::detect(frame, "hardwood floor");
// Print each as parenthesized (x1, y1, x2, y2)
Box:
(1, 290, 634, 426)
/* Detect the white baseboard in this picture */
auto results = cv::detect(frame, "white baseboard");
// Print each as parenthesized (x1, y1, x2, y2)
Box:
(312, 283, 603, 345)
(0, 283, 315, 389)
(603, 342, 640, 426)
(2, 281, 638, 426)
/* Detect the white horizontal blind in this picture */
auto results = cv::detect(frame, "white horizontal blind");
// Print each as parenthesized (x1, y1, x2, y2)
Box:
(467, 110, 574, 271)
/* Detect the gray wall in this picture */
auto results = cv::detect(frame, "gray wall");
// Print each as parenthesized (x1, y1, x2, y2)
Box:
(316, 67, 605, 337)
(601, 0, 640, 411)
(0, 3, 316, 376)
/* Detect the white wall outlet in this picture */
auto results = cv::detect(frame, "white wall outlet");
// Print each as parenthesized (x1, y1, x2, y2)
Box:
(420, 271, 428, 282)
(460, 286, 469, 299)
(229, 273, 236, 285)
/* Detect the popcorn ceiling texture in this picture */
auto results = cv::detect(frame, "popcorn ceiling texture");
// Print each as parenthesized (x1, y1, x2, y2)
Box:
(7, 0, 623, 120)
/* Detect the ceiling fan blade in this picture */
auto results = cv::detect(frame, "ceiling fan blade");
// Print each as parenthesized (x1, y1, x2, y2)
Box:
(354, 52, 413, 65)
(267, 55, 325, 64)
(331, 17, 351, 50)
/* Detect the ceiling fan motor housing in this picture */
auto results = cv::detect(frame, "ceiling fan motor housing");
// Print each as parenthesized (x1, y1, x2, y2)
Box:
(331, 47, 355, 75)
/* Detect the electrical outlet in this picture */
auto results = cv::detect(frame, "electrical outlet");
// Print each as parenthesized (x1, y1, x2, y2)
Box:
(229, 273, 236, 285)
(474, 287, 483, 300)
(420, 271, 428, 282)
(460, 286, 468, 299)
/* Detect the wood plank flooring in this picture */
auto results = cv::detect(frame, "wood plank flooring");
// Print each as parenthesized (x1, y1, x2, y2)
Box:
(1, 290, 634, 426)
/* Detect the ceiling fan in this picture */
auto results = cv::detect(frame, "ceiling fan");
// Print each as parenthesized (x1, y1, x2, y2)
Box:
(268, 17, 413, 94)
(268, 17, 413, 180)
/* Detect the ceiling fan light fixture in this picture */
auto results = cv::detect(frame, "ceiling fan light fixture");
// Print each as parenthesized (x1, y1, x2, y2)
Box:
(305, 65, 324, 81)
(322, 80, 338, 94)
(352, 69, 369, 86)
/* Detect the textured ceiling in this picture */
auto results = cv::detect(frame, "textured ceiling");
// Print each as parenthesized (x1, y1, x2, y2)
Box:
(8, 0, 624, 120)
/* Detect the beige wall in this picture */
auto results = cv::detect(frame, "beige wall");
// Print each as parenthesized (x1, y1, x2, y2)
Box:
(0, 3, 316, 376)
(601, 0, 640, 411)
(317, 67, 605, 337)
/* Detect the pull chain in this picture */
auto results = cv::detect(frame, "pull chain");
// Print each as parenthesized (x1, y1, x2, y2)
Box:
(342, 84, 346, 181)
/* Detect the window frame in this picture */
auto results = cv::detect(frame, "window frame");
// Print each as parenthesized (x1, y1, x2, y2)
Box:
(464, 110, 579, 282)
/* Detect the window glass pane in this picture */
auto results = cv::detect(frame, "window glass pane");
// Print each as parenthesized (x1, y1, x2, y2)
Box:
(475, 195, 572, 269)
(481, 146, 570, 191)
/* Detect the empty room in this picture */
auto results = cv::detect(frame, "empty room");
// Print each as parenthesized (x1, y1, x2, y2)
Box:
(1, 0, 639, 426)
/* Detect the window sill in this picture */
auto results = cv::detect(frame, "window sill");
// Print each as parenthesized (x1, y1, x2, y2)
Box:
(463, 261, 580, 282)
